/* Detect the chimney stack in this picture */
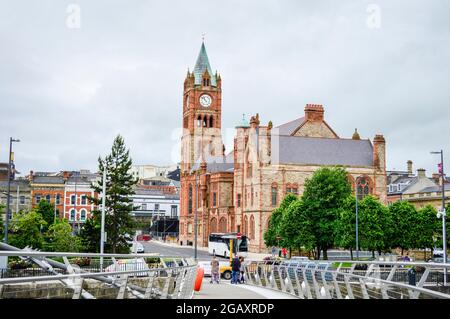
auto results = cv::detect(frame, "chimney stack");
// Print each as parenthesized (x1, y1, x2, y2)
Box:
(304, 104, 324, 122)
(407, 160, 413, 175)
(417, 168, 426, 179)
(432, 173, 441, 185)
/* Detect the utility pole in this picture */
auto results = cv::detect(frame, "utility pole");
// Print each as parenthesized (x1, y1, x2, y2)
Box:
(432, 150, 447, 285)
(194, 173, 198, 261)
(54, 193, 57, 224)
(355, 184, 360, 261)
(16, 184, 19, 215)
(4, 137, 20, 244)
(100, 167, 106, 271)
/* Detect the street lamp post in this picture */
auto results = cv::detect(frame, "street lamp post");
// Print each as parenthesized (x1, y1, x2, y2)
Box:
(194, 173, 198, 261)
(431, 150, 447, 285)
(3, 137, 20, 244)
(355, 183, 360, 260)
(100, 167, 106, 271)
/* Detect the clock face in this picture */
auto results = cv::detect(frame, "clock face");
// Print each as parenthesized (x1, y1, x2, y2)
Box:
(199, 94, 212, 107)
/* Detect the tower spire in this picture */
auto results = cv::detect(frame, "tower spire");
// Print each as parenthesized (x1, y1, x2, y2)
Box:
(193, 41, 216, 86)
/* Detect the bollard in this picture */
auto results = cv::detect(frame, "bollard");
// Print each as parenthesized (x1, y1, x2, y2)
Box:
(408, 268, 416, 286)
(194, 267, 204, 291)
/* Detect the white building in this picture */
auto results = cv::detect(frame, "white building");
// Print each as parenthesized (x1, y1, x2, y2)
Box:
(130, 164, 178, 180)
(130, 187, 180, 219)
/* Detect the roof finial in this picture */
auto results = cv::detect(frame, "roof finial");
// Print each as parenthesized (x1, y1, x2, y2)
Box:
(202, 33, 206, 42)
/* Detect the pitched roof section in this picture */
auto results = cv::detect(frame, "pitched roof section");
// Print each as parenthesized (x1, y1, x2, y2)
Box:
(271, 135, 374, 167)
(193, 42, 217, 86)
(191, 153, 234, 173)
(274, 117, 305, 135)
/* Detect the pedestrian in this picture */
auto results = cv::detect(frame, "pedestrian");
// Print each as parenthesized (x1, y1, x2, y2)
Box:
(271, 246, 276, 257)
(239, 257, 245, 284)
(231, 254, 241, 284)
(210, 256, 220, 284)
(282, 247, 287, 258)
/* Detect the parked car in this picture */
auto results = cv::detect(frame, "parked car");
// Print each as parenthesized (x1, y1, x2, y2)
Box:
(127, 241, 145, 253)
(198, 260, 233, 280)
(105, 258, 150, 277)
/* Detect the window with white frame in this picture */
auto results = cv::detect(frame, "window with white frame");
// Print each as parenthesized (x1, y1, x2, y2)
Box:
(80, 209, 86, 221)
(81, 195, 87, 205)
(155, 203, 160, 211)
(70, 209, 76, 221)
(142, 203, 147, 211)
(20, 196, 25, 204)
(56, 194, 61, 205)
(71, 195, 76, 205)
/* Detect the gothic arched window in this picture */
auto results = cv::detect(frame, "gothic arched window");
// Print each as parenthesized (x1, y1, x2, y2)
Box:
(250, 215, 255, 240)
(210, 218, 217, 233)
(243, 216, 248, 237)
(197, 115, 202, 127)
(209, 116, 213, 128)
(219, 217, 227, 233)
(271, 183, 278, 206)
(188, 185, 193, 214)
(356, 176, 372, 200)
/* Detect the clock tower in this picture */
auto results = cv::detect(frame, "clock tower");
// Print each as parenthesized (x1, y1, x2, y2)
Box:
(181, 42, 224, 173)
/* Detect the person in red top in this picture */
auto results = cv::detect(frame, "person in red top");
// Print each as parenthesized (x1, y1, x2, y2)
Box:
(282, 248, 287, 258)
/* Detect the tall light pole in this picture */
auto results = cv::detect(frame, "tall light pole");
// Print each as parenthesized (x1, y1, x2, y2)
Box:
(100, 166, 106, 271)
(355, 183, 360, 260)
(431, 150, 447, 285)
(194, 173, 198, 261)
(4, 137, 20, 244)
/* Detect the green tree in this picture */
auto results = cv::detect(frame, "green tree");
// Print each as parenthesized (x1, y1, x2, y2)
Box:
(358, 196, 390, 257)
(263, 193, 298, 248)
(84, 135, 138, 253)
(46, 219, 82, 252)
(302, 167, 352, 260)
(35, 199, 56, 230)
(416, 205, 439, 260)
(79, 217, 100, 253)
(279, 199, 315, 257)
(334, 196, 357, 259)
(388, 201, 417, 254)
(9, 211, 46, 249)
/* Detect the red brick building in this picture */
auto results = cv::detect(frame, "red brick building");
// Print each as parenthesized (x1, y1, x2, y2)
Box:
(179, 43, 387, 252)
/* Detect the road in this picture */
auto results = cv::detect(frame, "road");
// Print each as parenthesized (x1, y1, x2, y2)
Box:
(141, 240, 229, 261)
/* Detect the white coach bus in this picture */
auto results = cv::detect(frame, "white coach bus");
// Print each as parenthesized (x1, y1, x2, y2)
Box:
(208, 233, 248, 258)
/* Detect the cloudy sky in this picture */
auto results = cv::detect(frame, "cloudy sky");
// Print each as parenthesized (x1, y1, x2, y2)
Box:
(1, 1, 449, 176)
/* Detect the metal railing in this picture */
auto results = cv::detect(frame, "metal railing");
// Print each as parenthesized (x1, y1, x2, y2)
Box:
(0, 250, 198, 299)
(244, 260, 450, 299)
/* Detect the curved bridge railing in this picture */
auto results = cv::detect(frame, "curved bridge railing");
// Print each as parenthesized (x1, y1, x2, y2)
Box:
(0, 249, 198, 299)
(244, 260, 450, 299)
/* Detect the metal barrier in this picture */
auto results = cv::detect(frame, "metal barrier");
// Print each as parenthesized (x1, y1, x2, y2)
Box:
(0, 250, 198, 299)
(244, 260, 450, 299)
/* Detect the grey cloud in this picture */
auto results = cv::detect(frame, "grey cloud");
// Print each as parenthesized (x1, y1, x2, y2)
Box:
(0, 0, 449, 177)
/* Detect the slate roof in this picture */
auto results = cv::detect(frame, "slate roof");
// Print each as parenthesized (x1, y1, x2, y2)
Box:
(271, 135, 374, 167)
(274, 117, 305, 135)
(31, 176, 64, 185)
(193, 42, 217, 86)
(420, 184, 450, 193)
(191, 153, 234, 173)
